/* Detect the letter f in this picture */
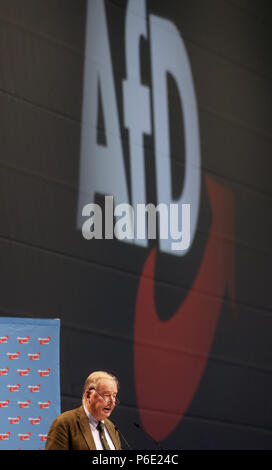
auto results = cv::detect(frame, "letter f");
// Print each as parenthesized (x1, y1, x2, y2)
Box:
(123, 0, 151, 246)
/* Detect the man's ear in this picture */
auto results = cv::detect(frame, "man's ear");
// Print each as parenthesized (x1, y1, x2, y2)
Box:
(86, 387, 93, 399)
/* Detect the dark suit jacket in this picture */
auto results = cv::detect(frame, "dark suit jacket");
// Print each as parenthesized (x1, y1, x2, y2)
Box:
(45, 405, 122, 450)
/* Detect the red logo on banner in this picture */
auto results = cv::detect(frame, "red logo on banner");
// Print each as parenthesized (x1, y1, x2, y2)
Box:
(0, 432, 10, 440)
(29, 416, 41, 425)
(0, 367, 9, 376)
(18, 433, 31, 441)
(38, 401, 51, 409)
(7, 352, 20, 360)
(38, 369, 50, 377)
(17, 336, 30, 344)
(17, 368, 30, 377)
(18, 400, 31, 409)
(28, 384, 41, 393)
(38, 337, 51, 345)
(0, 400, 10, 408)
(8, 384, 20, 392)
(8, 416, 21, 424)
(0, 335, 8, 344)
(39, 434, 47, 442)
(28, 352, 40, 360)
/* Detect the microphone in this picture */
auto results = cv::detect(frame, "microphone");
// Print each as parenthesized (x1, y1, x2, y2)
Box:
(134, 422, 164, 450)
(114, 425, 133, 450)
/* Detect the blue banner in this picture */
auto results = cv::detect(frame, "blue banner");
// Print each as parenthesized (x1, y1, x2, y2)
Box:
(0, 317, 60, 450)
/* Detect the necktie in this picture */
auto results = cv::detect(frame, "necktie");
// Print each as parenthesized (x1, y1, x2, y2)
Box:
(97, 421, 111, 450)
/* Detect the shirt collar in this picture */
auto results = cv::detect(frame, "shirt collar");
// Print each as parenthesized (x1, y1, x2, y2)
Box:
(83, 403, 104, 430)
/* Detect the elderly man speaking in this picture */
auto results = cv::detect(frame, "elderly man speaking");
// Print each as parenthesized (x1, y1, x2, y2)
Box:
(45, 371, 122, 450)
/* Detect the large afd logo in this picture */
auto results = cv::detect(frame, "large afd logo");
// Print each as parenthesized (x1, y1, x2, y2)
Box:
(78, 0, 235, 442)
(77, 0, 200, 256)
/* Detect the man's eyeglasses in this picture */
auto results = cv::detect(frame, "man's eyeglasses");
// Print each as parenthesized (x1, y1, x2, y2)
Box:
(89, 387, 120, 405)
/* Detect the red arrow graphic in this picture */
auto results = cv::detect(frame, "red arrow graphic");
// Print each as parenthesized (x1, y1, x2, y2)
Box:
(19, 432, 31, 441)
(0, 335, 8, 344)
(134, 175, 235, 441)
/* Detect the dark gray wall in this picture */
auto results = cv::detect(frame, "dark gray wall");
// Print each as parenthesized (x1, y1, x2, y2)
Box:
(0, 0, 271, 449)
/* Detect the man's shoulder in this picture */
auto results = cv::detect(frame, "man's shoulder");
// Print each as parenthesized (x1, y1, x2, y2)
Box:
(46, 406, 87, 450)
(52, 406, 84, 426)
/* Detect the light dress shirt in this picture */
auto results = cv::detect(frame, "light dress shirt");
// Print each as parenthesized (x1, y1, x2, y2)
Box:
(83, 403, 115, 450)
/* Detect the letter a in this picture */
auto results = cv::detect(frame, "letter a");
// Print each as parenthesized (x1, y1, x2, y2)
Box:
(77, 0, 133, 241)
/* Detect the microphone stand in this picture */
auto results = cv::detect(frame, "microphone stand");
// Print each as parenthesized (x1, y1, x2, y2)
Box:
(134, 422, 164, 450)
(115, 425, 133, 450)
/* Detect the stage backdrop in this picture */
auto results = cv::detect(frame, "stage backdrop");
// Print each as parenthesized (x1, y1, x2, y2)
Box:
(0, 0, 271, 450)
(0, 317, 60, 450)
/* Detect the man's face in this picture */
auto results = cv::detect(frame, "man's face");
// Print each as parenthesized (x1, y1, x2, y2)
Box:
(86, 378, 118, 421)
